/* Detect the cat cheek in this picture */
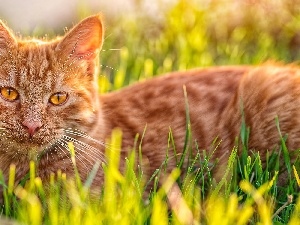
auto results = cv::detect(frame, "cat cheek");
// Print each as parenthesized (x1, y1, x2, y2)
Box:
(81, 109, 97, 124)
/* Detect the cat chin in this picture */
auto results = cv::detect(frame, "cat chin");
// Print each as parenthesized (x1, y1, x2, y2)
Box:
(1, 138, 46, 156)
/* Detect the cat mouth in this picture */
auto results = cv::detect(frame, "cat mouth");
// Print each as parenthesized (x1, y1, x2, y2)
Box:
(1, 132, 59, 157)
(20, 141, 46, 149)
(12, 139, 48, 152)
(15, 134, 48, 146)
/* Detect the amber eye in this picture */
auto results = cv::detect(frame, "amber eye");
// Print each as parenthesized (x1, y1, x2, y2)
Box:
(49, 92, 68, 105)
(0, 87, 19, 101)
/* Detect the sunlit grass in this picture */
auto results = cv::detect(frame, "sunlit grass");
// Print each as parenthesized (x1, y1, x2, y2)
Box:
(1, 127, 300, 224)
(1, 0, 300, 224)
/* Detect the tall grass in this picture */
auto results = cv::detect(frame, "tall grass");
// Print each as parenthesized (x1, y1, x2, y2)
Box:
(1, 126, 300, 224)
(2, 0, 300, 224)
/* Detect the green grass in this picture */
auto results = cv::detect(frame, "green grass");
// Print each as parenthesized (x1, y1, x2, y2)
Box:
(2, 0, 300, 224)
(1, 126, 300, 224)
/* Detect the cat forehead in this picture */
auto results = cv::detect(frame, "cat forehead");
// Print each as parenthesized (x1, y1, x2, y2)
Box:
(17, 41, 57, 61)
(0, 43, 70, 89)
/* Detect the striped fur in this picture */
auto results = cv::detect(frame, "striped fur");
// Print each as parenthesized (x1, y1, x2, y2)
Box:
(0, 15, 299, 199)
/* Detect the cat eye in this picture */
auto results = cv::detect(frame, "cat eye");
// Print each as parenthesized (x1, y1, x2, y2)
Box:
(49, 92, 68, 105)
(0, 87, 19, 101)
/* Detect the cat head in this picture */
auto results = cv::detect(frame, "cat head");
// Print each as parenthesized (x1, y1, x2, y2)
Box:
(0, 15, 104, 158)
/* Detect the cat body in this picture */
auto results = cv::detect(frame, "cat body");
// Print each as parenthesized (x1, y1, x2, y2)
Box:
(101, 65, 300, 182)
(100, 67, 247, 174)
(0, 15, 299, 196)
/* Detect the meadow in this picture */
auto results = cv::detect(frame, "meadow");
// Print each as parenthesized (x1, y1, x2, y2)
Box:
(2, 0, 300, 224)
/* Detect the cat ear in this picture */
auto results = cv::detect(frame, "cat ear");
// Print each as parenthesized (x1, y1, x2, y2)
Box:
(0, 20, 17, 54)
(55, 15, 104, 61)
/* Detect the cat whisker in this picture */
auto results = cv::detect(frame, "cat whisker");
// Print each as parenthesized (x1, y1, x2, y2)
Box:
(64, 128, 104, 145)
(100, 64, 118, 72)
(62, 137, 107, 166)
(57, 139, 93, 171)
(64, 128, 117, 152)
(46, 131, 106, 170)
(52, 144, 73, 167)
(43, 143, 72, 172)
(62, 135, 106, 163)
(101, 48, 121, 52)
(49, 128, 119, 170)
(53, 140, 70, 156)
(53, 144, 68, 159)
(63, 130, 92, 144)
(103, 32, 114, 41)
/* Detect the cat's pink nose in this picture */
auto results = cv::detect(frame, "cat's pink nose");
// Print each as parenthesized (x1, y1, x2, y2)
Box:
(22, 121, 42, 137)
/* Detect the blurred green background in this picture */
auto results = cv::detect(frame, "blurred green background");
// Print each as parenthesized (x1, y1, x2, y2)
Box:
(1, 0, 300, 91)
(102, 0, 300, 91)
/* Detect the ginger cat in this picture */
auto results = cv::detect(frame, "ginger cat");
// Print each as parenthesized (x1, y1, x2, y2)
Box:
(0, 15, 299, 199)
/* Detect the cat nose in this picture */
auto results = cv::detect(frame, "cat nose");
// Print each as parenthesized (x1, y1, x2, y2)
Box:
(22, 120, 42, 137)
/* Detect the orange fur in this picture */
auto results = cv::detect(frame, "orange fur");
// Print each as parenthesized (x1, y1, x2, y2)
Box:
(0, 15, 299, 200)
